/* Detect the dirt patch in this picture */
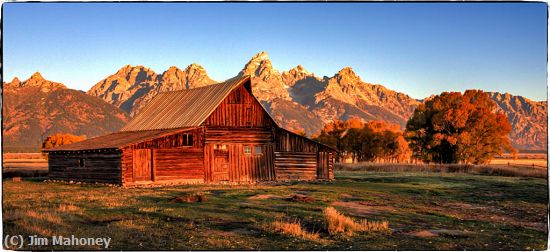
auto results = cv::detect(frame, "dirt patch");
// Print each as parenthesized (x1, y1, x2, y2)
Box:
(407, 230, 438, 237)
(170, 194, 208, 203)
(286, 194, 316, 203)
(331, 201, 396, 216)
(339, 193, 354, 199)
(248, 194, 283, 200)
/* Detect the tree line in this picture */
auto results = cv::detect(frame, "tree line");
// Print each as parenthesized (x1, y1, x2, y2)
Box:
(315, 90, 515, 164)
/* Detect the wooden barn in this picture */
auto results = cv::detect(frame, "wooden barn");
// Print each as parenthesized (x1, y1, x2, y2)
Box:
(44, 76, 336, 186)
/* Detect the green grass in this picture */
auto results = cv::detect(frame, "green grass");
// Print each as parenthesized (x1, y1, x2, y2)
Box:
(3, 171, 548, 250)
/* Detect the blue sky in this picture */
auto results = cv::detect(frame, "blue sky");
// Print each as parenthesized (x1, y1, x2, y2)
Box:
(3, 2, 547, 101)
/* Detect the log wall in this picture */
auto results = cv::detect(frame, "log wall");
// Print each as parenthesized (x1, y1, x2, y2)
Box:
(274, 128, 336, 181)
(274, 152, 317, 181)
(154, 148, 204, 181)
(48, 150, 122, 184)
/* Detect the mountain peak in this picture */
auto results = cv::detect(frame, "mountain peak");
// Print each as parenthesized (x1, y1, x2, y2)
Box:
(10, 77, 21, 86)
(184, 63, 206, 72)
(251, 51, 270, 61)
(337, 67, 358, 78)
(331, 66, 361, 85)
(28, 72, 45, 82)
(240, 51, 279, 79)
(282, 65, 316, 87)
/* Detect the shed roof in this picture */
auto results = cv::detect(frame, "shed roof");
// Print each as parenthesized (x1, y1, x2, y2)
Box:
(44, 127, 195, 152)
(121, 76, 251, 132)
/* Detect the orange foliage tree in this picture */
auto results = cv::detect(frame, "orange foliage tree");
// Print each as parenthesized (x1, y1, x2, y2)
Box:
(316, 118, 411, 162)
(405, 90, 515, 164)
(41, 133, 86, 150)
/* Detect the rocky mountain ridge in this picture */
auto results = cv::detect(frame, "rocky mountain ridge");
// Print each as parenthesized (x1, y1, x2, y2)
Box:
(87, 63, 216, 116)
(3, 73, 129, 152)
(6, 52, 547, 151)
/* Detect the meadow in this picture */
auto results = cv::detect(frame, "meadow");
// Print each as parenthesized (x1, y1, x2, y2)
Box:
(2, 167, 548, 250)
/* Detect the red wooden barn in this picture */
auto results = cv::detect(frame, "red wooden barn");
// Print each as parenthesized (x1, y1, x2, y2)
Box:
(44, 76, 336, 186)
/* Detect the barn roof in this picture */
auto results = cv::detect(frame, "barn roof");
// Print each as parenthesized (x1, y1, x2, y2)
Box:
(121, 76, 252, 132)
(44, 127, 196, 152)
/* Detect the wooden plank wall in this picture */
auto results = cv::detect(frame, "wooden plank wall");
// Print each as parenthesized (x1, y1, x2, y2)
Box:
(204, 143, 275, 183)
(204, 127, 273, 144)
(121, 129, 203, 184)
(48, 150, 122, 184)
(203, 85, 274, 128)
(274, 152, 317, 181)
(154, 148, 204, 181)
(275, 128, 320, 152)
(275, 128, 336, 181)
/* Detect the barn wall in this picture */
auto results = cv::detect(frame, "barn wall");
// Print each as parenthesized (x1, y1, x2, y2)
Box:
(274, 128, 335, 181)
(274, 152, 317, 181)
(204, 143, 275, 183)
(121, 128, 204, 184)
(48, 151, 122, 184)
(154, 148, 204, 181)
(203, 85, 274, 128)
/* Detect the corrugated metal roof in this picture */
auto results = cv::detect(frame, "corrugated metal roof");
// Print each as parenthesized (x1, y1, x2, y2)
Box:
(44, 128, 195, 151)
(121, 76, 250, 132)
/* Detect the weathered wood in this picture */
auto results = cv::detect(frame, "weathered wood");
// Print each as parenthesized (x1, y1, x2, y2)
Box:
(274, 152, 318, 181)
(48, 151, 123, 184)
(203, 85, 274, 128)
(154, 148, 204, 181)
(48, 77, 335, 186)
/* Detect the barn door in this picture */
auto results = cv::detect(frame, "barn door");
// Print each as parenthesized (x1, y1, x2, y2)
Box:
(133, 149, 153, 181)
(212, 148, 229, 181)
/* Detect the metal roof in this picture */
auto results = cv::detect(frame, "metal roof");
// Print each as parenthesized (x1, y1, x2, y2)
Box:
(120, 76, 250, 132)
(44, 127, 195, 151)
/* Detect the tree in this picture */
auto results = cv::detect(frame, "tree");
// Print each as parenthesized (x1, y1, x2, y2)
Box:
(41, 133, 86, 150)
(316, 118, 411, 163)
(405, 90, 515, 164)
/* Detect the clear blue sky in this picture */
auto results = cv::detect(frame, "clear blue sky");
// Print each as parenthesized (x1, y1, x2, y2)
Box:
(3, 2, 547, 101)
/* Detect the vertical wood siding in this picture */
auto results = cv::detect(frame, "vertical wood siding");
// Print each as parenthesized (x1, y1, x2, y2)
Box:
(121, 129, 203, 185)
(204, 143, 275, 183)
(203, 85, 274, 128)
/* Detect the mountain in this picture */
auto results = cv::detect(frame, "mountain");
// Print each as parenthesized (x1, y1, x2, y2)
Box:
(31, 51, 545, 151)
(488, 92, 547, 150)
(309, 67, 420, 126)
(239, 52, 325, 134)
(3, 73, 129, 152)
(88, 64, 216, 116)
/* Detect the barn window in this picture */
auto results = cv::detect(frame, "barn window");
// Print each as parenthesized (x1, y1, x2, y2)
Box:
(77, 158, 85, 167)
(254, 146, 263, 156)
(214, 144, 227, 150)
(244, 146, 252, 155)
(184, 134, 193, 146)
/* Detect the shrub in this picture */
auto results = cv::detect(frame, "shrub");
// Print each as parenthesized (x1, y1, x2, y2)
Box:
(271, 219, 320, 240)
(324, 206, 389, 235)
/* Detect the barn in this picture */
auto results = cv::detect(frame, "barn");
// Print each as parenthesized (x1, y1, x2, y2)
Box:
(44, 76, 336, 186)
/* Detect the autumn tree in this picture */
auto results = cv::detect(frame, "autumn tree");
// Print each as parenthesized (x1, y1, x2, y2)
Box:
(405, 90, 514, 164)
(316, 119, 411, 162)
(41, 133, 86, 150)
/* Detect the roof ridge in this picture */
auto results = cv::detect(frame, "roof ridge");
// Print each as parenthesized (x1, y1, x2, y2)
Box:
(121, 75, 251, 131)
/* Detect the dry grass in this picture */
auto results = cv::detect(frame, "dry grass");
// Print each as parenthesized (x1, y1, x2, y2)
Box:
(271, 219, 320, 240)
(58, 204, 81, 213)
(323, 207, 389, 236)
(335, 162, 547, 178)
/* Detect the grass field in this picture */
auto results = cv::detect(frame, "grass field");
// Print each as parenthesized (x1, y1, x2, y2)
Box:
(3, 170, 548, 250)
